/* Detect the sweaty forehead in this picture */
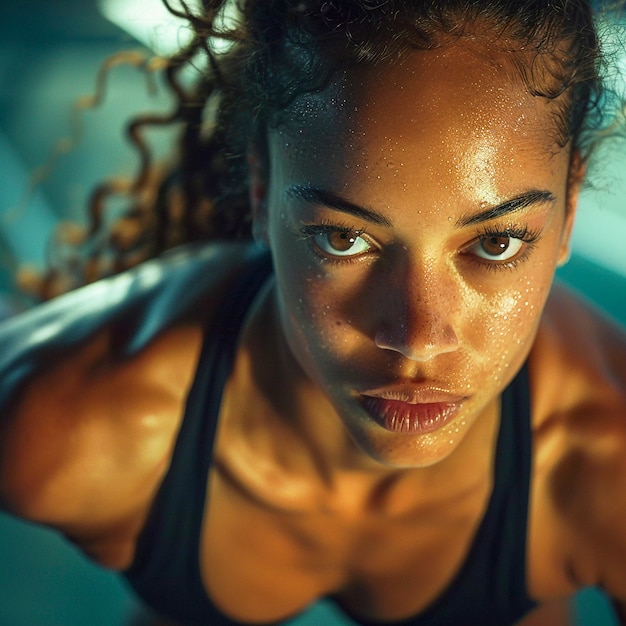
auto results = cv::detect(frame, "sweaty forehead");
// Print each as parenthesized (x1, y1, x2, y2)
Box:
(273, 44, 562, 168)
(269, 45, 569, 209)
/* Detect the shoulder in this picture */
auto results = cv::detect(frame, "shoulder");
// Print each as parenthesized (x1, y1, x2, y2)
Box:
(0, 241, 266, 566)
(529, 283, 626, 598)
(0, 242, 266, 401)
(530, 283, 625, 423)
(1, 242, 262, 356)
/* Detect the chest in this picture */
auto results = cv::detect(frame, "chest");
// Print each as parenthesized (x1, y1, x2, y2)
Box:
(195, 442, 580, 626)
(198, 467, 500, 624)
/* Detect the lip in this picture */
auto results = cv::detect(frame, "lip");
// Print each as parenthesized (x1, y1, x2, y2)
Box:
(359, 387, 467, 435)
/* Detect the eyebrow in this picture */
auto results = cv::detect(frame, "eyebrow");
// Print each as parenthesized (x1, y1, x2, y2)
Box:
(286, 185, 393, 227)
(456, 190, 556, 227)
(287, 184, 556, 229)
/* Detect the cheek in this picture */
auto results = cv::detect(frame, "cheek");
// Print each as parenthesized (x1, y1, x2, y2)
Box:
(271, 251, 376, 389)
(458, 214, 563, 382)
(271, 234, 342, 358)
(278, 266, 364, 354)
(466, 279, 549, 385)
(269, 209, 369, 352)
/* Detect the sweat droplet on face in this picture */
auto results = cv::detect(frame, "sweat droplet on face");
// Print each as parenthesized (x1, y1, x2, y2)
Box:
(263, 42, 573, 469)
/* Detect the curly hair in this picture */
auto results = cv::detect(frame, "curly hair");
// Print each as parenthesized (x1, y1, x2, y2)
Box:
(35, 0, 622, 297)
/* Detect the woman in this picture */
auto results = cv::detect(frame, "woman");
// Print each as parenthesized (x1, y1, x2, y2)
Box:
(0, 0, 625, 625)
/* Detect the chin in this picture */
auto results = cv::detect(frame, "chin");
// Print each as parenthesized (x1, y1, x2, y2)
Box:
(349, 426, 466, 469)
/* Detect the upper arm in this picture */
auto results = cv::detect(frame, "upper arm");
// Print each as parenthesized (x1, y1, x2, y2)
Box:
(0, 254, 214, 564)
(549, 425, 626, 605)
(549, 299, 626, 603)
(0, 325, 201, 553)
(0, 242, 256, 565)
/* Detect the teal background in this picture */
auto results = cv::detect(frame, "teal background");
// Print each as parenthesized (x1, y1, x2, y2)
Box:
(0, 1, 625, 624)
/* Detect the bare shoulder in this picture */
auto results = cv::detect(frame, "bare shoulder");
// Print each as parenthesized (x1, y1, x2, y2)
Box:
(530, 283, 625, 437)
(529, 283, 626, 599)
(0, 241, 261, 567)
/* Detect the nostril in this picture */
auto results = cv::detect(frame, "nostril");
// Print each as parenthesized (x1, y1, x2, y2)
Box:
(374, 323, 459, 362)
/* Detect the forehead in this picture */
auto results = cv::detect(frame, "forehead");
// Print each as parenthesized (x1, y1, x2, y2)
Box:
(270, 44, 569, 208)
(280, 43, 559, 140)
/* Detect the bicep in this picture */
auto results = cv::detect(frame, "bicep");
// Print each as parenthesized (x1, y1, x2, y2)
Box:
(0, 332, 108, 517)
(550, 440, 626, 618)
(0, 331, 175, 535)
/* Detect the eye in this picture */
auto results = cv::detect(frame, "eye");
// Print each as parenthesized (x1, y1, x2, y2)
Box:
(469, 234, 525, 262)
(302, 225, 374, 259)
(461, 224, 542, 267)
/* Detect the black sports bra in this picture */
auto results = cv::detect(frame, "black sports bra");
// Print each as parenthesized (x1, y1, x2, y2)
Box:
(123, 249, 536, 625)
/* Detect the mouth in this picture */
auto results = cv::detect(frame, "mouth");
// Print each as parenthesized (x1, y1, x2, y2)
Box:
(359, 387, 467, 435)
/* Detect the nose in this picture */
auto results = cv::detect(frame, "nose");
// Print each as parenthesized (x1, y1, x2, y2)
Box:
(374, 269, 460, 362)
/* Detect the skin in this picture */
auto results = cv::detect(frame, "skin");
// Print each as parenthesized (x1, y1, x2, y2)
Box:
(255, 43, 575, 470)
(1, 39, 626, 626)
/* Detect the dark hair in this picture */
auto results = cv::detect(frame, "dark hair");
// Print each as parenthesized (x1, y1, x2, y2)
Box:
(165, 0, 606, 234)
(36, 0, 620, 296)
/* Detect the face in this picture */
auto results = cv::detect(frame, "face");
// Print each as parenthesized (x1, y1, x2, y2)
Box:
(253, 42, 579, 468)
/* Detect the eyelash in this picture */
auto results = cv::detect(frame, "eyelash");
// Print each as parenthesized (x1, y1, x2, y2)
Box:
(298, 221, 373, 264)
(298, 220, 543, 269)
(468, 224, 543, 271)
